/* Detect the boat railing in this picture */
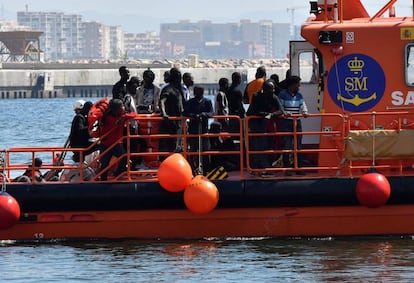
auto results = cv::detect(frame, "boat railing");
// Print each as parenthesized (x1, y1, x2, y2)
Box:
(3, 111, 414, 183)
(244, 112, 345, 176)
(342, 111, 414, 175)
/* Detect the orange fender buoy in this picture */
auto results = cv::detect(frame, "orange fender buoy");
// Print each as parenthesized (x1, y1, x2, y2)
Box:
(356, 173, 391, 208)
(158, 153, 193, 192)
(0, 192, 21, 230)
(184, 175, 219, 214)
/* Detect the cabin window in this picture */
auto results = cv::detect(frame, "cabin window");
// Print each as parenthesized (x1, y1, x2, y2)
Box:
(299, 51, 319, 84)
(406, 44, 414, 85)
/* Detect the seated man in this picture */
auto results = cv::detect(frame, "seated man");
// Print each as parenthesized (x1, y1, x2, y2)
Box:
(14, 157, 43, 182)
(209, 122, 239, 172)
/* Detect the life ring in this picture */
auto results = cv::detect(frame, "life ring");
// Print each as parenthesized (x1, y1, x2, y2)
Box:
(387, 117, 414, 130)
(332, 118, 369, 150)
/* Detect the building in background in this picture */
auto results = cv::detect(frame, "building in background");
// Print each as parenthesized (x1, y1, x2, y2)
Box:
(108, 26, 124, 61)
(124, 32, 160, 59)
(160, 20, 291, 59)
(15, 8, 296, 61)
(17, 11, 83, 61)
(82, 21, 105, 60)
(17, 9, 123, 61)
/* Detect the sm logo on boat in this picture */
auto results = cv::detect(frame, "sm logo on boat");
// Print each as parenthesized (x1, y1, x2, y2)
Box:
(327, 54, 385, 112)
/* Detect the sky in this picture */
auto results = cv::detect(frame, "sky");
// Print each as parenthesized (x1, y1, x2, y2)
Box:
(1, 0, 413, 33)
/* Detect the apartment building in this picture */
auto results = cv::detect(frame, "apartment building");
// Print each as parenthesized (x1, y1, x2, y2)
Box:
(17, 11, 83, 60)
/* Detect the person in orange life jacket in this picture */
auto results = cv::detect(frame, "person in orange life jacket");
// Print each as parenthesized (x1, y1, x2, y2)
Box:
(246, 79, 287, 177)
(243, 66, 266, 104)
(99, 99, 129, 181)
(183, 85, 213, 173)
(123, 79, 148, 170)
(69, 99, 97, 163)
(279, 75, 309, 176)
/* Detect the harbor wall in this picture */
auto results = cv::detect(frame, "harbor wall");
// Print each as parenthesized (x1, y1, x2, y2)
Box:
(0, 65, 291, 99)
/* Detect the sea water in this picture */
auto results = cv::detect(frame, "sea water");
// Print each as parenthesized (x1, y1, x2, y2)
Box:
(2, 99, 414, 282)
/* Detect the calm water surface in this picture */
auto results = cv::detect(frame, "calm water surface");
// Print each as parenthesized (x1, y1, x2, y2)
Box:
(2, 99, 414, 282)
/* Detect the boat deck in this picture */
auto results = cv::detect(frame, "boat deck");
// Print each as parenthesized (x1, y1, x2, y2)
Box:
(2, 112, 414, 184)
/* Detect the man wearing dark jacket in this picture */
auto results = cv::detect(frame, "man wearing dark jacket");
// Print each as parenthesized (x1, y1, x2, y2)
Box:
(183, 86, 214, 174)
(246, 79, 286, 177)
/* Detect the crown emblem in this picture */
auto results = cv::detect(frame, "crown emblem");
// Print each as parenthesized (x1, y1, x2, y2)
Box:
(347, 56, 365, 74)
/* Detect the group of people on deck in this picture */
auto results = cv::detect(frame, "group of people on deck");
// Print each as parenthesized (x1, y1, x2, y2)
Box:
(15, 65, 307, 182)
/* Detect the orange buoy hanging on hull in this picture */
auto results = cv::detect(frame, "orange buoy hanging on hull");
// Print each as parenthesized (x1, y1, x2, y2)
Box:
(158, 153, 193, 192)
(0, 191, 20, 229)
(184, 175, 219, 214)
(356, 173, 391, 208)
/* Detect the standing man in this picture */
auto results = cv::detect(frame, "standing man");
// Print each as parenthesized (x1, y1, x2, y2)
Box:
(69, 99, 96, 163)
(246, 79, 285, 178)
(112, 66, 130, 101)
(243, 66, 266, 104)
(214, 77, 229, 131)
(159, 67, 185, 156)
(279, 76, 309, 176)
(226, 72, 246, 134)
(182, 72, 194, 101)
(136, 69, 161, 114)
(183, 86, 214, 174)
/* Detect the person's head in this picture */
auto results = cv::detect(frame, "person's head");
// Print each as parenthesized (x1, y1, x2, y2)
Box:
(209, 121, 222, 133)
(82, 101, 93, 116)
(109, 99, 125, 116)
(270, 74, 280, 85)
(143, 69, 155, 86)
(33, 157, 42, 168)
(194, 85, 204, 100)
(218, 77, 229, 91)
(169, 67, 182, 86)
(119, 66, 130, 81)
(286, 76, 301, 94)
(285, 69, 291, 79)
(255, 66, 266, 79)
(263, 79, 275, 95)
(163, 70, 170, 84)
(129, 76, 141, 89)
(126, 80, 137, 94)
(231, 72, 241, 85)
(182, 72, 194, 87)
(73, 99, 86, 112)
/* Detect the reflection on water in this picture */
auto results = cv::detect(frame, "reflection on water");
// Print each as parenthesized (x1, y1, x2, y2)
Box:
(2, 238, 414, 282)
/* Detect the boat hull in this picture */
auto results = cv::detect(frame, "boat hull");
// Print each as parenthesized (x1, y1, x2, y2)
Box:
(2, 177, 414, 240)
(2, 206, 414, 240)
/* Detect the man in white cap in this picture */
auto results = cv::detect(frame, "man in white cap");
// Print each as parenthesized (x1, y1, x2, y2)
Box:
(69, 99, 95, 162)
